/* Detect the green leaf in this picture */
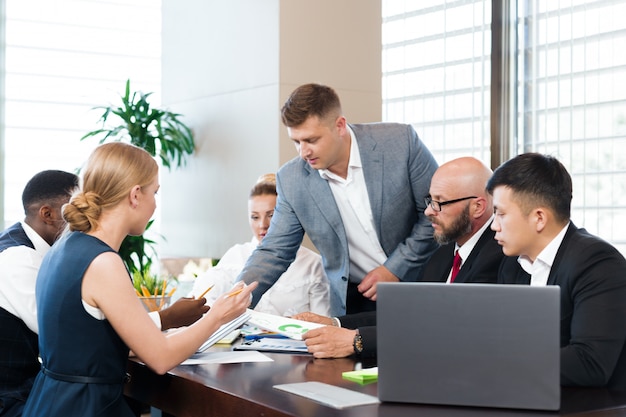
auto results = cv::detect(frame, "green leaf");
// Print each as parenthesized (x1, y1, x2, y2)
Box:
(81, 79, 194, 276)
(82, 79, 195, 169)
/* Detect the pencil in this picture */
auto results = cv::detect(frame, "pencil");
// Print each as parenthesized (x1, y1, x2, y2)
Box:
(196, 284, 214, 300)
(225, 287, 244, 298)
(141, 285, 151, 298)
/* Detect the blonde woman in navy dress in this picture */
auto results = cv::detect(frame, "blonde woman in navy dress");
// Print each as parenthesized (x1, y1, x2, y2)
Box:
(23, 142, 257, 417)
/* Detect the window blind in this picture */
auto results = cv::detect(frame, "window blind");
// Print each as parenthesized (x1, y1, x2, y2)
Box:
(1, 0, 161, 227)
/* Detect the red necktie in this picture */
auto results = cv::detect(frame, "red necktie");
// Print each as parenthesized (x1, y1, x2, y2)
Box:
(450, 250, 462, 283)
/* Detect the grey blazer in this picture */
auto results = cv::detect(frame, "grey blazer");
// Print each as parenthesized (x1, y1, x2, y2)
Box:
(238, 122, 438, 315)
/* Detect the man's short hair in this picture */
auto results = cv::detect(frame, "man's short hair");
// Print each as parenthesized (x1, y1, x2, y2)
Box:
(281, 83, 342, 127)
(486, 153, 572, 223)
(22, 170, 79, 213)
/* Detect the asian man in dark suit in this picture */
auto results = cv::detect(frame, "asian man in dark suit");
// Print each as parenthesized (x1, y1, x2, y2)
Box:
(296, 157, 505, 358)
(488, 152, 626, 389)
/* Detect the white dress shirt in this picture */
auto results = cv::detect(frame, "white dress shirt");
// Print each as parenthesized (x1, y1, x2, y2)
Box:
(518, 222, 570, 286)
(0, 221, 50, 334)
(319, 127, 387, 283)
(192, 238, 331, 316)
(0, 222, 163, 329)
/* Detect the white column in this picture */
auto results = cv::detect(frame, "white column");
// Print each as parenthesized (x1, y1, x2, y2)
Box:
(160, 0, 381, 259)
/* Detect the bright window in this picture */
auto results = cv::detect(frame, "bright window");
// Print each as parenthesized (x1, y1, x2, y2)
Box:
(382, 0, 626, 254)
(1, 0, 161, 228)
(382, 1, 492, 163)
(516, 0, 626, 253)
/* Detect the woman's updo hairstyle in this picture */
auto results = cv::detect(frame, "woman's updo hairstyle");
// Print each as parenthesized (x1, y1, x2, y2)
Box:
(249, 173, 277, 198)
(64, 142, 158, 232)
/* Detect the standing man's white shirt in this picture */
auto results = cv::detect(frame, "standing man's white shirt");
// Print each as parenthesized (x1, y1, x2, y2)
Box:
(319, 127, 387, 283)
(0, 221, 49, 334)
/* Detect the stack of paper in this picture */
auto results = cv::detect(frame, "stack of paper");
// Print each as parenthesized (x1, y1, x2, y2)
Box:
(214, 329, 241, 345)
(197, 311, 251, 352)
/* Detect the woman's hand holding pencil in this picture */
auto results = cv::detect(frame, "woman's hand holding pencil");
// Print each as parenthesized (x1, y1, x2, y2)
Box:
(206, 281, 258, 325)
(225, 287, 244, 298)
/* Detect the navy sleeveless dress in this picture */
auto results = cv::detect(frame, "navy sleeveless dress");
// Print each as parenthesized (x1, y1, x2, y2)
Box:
(23, 232, 134, 417)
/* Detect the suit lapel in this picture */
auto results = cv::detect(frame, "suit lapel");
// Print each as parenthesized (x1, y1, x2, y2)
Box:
(546, 222, 577, 286)
(455, 226, 494, 283)
(436, 244, 455, 282)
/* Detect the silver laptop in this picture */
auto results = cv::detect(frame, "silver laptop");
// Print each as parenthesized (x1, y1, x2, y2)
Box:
(377, 282, 560, 410)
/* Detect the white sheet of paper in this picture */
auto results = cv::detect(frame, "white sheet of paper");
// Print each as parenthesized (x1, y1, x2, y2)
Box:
(274, 381, 380, 409)
(181, 350, 273, 365)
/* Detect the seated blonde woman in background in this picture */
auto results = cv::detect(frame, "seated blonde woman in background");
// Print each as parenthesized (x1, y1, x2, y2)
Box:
(192, 174, 331, 317)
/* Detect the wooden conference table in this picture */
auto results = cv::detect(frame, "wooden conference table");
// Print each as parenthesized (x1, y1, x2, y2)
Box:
(124, 347, 626, 417)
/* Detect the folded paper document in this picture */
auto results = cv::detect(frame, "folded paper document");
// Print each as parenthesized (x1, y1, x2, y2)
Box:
(246, 310, 325, 340)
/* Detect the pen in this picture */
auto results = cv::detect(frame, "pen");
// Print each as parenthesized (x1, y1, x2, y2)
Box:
(243, 334, 289, 341)
(196, 284, 215, 300)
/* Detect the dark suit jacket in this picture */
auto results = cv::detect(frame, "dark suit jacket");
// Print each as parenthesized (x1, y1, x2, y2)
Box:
(341, 225, 505, 357)
(498, 223, 626, 389)
(421, 226, 502, 284)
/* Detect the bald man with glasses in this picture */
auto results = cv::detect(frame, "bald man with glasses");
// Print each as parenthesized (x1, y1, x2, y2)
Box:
(420, 157, 502, 284)
(294, 157, 505, 358)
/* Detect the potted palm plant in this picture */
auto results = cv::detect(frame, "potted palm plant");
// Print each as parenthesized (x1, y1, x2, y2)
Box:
(81, 79, 195, 307)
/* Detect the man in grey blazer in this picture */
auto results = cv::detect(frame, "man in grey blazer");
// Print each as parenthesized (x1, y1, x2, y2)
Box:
(295, 157, 504, 358)
(237, 83, 438, 316)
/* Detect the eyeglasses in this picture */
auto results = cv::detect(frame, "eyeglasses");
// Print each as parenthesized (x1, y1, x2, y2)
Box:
(424, 196, 477, 212)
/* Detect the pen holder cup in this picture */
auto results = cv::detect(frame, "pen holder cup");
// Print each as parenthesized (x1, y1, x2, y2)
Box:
(138, 296, 171, 312)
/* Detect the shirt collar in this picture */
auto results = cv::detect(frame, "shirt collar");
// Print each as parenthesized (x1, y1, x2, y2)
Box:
(518, 222, 570, 274)
(318, 125, 361, 181)
(20, 220, 52, 255)
(455, 214, 495, 262)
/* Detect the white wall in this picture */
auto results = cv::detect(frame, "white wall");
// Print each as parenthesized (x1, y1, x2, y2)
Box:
(160, 0, 381, 259)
